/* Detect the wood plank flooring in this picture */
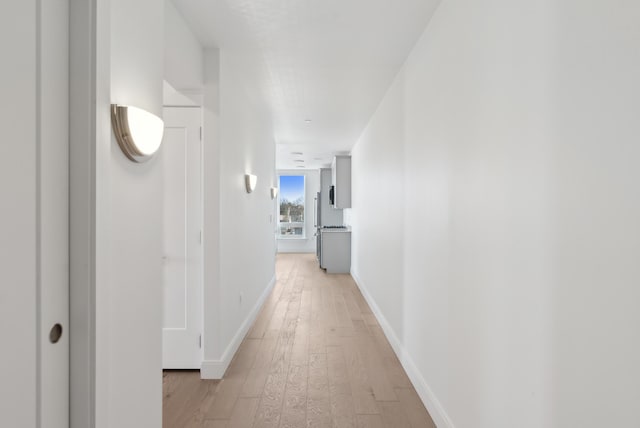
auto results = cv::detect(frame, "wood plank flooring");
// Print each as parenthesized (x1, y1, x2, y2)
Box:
(163, 253, 436, 428)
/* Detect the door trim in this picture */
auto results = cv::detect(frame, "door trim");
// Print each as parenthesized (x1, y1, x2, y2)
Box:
(69, 0, 111, 426)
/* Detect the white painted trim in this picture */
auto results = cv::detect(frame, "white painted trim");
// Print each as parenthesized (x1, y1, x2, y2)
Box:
(350, 269, 455, 428)
(69, 0, 109, 425)
(200, 274, 276, 379)
(163, 80, 204, 107)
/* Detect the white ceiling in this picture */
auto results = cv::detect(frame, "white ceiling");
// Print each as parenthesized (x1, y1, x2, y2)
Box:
(172, 0, 441, 170)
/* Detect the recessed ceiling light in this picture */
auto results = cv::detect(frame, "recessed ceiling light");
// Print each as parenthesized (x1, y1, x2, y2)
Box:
(296, 166, 305, 168)
(304, 119, 312, 123)
(291, 151, 304, 155)
(313, 157, 322, 161)
(294, 159, 304, 163)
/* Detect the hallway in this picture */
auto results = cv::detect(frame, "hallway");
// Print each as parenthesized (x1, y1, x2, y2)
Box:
(163, 253, 435, 428)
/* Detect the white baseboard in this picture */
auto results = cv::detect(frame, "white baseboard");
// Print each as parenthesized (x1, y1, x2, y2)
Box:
(201, 274, 276, 379)
(350, 269, 455, 428)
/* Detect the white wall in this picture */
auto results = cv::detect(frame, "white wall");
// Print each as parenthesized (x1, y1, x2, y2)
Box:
(217, 50, 276, 362)
(106, 0, 164, 427)
(164, 0, 203, 90)
(202, 48, 222, 369)
(548, 2, 640, 425)
(350, 1, 640, 427)
(277, 169, 320, 254)
(201, 48, 277, 377)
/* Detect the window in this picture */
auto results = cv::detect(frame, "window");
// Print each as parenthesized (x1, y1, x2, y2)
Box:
(278, 175, 305, 238)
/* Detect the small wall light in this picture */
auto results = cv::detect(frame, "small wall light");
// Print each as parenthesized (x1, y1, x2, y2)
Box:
(270, 187, 278, 199)
(245, 174, 257, 193)
(111, 104, 164, 163)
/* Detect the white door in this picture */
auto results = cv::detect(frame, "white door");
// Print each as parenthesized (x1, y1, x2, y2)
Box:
(40, 0, 69, 425)
(162, 107, 203, 369)
(0, 1, 69, 426)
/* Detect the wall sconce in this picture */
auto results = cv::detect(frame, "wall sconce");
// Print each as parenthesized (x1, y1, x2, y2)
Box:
(111, 104, 164, 163)
(245, 174, 257, 193)
(270, 187, 278, 199)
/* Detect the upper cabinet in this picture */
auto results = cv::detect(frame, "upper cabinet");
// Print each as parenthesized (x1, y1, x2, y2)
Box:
(331, 155, 351, 208)
(321, 168, 344, 225)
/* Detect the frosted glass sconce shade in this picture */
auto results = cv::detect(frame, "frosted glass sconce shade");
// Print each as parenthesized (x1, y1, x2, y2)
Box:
(245, 174, 257, 193)
(270, 187, 278, 199)
(111, 104, 164, 162)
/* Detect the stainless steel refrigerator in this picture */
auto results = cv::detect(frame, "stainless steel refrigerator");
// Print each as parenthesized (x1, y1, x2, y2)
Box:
(315, 168, 346, 266)
(314, 192, 321, 262)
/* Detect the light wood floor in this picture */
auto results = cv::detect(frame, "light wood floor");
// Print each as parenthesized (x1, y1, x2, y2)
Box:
(163, 253, 436, 428)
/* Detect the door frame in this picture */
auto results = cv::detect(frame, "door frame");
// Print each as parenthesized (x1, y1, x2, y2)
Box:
(69, 0, 111, 426)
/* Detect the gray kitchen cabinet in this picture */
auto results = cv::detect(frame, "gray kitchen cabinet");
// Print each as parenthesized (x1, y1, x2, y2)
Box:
(331, 155, 351, 208)
(320, 229, 351, 273)
(320, 168, 343, 225)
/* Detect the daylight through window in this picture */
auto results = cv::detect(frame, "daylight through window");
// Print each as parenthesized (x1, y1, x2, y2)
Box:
(279, 175, 305, 238)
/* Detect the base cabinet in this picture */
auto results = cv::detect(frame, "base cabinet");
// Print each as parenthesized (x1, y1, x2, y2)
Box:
(320, 230, 351, 273)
